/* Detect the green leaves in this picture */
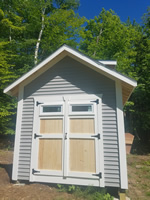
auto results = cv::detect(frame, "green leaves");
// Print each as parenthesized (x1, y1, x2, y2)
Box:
(80, 8, 150, 145)
(41, 9, 85, 58)
(80, 9, 141, 80)
(0, 1, 150, 146)
(0, 0, 85, 135)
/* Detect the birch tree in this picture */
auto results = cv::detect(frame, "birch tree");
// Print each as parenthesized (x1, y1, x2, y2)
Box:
(0, 0, 84, 135)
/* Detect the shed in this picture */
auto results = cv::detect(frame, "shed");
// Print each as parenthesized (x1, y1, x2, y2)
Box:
(4, 44, 137, 190)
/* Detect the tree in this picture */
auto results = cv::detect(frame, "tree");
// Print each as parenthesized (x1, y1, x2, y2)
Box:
(10, 0, 82, 65)
(80, 8, 150, 147)
(0, 9, 17, 134)
(80, 9, 141, 78)
(0, 0, 84, 135)
(125, 7, 150, 145)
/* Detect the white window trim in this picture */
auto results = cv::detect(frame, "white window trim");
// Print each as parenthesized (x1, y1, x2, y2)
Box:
(40, 103, 64, 116)
(69, 103, 94, 115)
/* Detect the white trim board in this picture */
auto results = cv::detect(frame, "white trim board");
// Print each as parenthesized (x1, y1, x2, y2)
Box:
(4, 45, 137, 96)
(12, 85, 24, 180)
(99, 60, 117, 66)
(115, 80, 128, 189)
(31, 175, 101, 187)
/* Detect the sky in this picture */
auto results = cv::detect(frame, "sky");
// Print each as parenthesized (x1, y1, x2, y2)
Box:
(77, 0, 149, 23)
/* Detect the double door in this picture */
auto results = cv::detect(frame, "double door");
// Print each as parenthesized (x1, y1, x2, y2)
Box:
(31, 95, 103, 185)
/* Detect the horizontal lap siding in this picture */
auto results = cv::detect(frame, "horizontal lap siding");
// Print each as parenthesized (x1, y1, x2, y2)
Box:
(18, 98, 34, 180)
(21, 56, 120, 187)
(102, 103, 119, 187)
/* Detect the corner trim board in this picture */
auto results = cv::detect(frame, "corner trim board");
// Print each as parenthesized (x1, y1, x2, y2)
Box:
(115, 80, 128, 189)
(12, 85, 24, 180)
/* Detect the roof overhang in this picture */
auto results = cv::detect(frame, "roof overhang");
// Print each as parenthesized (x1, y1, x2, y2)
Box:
(3, 44, 137, 104)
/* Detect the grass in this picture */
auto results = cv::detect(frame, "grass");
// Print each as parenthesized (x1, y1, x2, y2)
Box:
(127, 154, 150, 200)
(146, 191, 150, 197)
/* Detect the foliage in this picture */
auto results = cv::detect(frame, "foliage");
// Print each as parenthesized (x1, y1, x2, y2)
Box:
(0, 1, 150, 146)
(0, 0, 85, 135)
(80, 8, 141, 78)
(0, 12, 17, 134)
(40, 8, 85, 60)
(57, 184, 76, 193)
(57, 184, 113, 200)
(125, 7, 150, 143)
(80, 8, 150, 146)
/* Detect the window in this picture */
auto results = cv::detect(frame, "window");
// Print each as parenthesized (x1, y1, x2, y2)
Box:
(40, 105, 63, 115)
(42, 105, 62, 113)
(72, 105, 92, 112)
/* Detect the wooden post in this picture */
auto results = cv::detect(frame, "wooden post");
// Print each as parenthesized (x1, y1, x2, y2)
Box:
(119, 189, 126, 200)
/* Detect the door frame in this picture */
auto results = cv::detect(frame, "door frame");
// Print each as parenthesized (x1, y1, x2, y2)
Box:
(29, 94, 104, 187)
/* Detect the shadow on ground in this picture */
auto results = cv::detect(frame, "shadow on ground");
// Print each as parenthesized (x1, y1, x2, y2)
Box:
(0, 163, 13, 182)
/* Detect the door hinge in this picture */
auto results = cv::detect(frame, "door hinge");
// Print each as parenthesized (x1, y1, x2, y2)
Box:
(32, 168, 40, 174)
(34, 133, 42, 139)
(92, 172, 102, 179)
(91, 99, 99, 104)
(91, 133, 100, 140)
(36, 101, 44, 106)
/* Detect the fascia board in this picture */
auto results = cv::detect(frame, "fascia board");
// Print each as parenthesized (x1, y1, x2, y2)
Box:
(3, 45, 137, 95)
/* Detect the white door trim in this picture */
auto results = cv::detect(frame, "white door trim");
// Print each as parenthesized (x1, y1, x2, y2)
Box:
(29, 94, 104, 187)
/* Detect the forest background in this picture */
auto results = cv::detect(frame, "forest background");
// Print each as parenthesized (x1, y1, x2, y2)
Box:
(0, 0, 150, 149)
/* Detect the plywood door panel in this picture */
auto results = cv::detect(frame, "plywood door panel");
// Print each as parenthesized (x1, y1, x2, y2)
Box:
(40, 119, 63, 134)
(38, 139, 62, 170)
(69, 139, 96, 173)
(70, 118, 95, 134)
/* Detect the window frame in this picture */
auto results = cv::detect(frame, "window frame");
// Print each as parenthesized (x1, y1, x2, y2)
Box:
(39, 103, 64, 116)
(69, 102, 95, 116)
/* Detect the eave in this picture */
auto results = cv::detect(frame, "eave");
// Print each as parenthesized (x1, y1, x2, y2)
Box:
(3, 44, 137, 104)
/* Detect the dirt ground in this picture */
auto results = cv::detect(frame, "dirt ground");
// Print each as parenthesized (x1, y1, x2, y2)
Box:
(127, 154, 150, 200)
(0, 143, 150, 199)
(0, 150, 75, 200)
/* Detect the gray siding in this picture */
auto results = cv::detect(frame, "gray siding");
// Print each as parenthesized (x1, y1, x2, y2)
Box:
(18, 98, 34, 180)
(18, 56, 120, 187)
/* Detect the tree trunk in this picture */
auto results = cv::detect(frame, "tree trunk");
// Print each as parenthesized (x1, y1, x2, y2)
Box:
(9, 27, 11, 42)
(34, 8, 46, 65)
(93, 29, 103, 57)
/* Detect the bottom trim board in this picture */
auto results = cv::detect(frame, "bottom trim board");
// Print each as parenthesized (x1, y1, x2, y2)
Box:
(30, 175, 101, 187)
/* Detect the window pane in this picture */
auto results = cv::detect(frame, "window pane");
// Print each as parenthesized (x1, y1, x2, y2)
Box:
(43, 105, 61, 113)
(72, 105, 92, 112)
